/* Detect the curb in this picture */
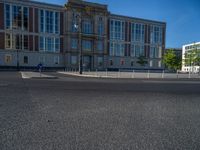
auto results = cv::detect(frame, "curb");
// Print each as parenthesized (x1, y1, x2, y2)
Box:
(31, 76, 58, 79)
(58, 72, 200, 80)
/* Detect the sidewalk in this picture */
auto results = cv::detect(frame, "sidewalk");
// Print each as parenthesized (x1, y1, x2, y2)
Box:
(58, 71, 200, 79)
(21, 71, 57, 79)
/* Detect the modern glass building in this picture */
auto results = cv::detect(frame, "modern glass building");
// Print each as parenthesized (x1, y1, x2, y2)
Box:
(0, 0, 166, 70)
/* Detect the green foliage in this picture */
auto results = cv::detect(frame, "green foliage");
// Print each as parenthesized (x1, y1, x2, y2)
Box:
(163, 49, 182, 71)
(137, 56, 148, 66)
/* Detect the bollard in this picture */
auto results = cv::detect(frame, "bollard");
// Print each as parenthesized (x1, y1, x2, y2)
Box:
(106, 69, 108, 77)
(96, 69, 98, 77)
(39, 68, 41, 77)
(118, 69, 120, 78)
(147, 70, 150, 79)
(176, 70, 178, 79)
(132, 70, 135, 78)
(162, 70, 164, 78)
(188, 71, 191, 78)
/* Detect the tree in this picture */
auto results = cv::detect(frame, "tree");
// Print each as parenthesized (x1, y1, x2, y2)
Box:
(137, 56, 148, 67)
(163, 49, 181, 71)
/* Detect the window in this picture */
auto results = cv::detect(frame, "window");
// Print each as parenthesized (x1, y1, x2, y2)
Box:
(120, 59, 125, 65)
(109, 59, 113, 66)
(23, 7, 28, 30)
(135, 45, 144, 57)
(5, 34, 11, 49)
(40, 37, 60, 52)
(39, 37, 45, 51)
(109, 43, 114, 56)
(5, 54, 12, 64)
(150, 47, 159, 58)
(5, 34, 28, 50)
(71, 56, 77, 65)
(46, 11, 53, 33)
(97, 57, 103, 66)
(40, 10, 60, 34)
(24, 35, 28, 50)
(116, 43, 125, 56)
(55, 38, 60, 52)
(54, 56, 59, 64)
(110, 20, 125, 40)
(12, 34, 22, 50)
(5, 4, 11, 29)
(109, 42, 125, 56)
(82, 40, 92, 51)
(97, 41, 103, 51)
(82, 20, 93, 34)
(131, 23, 144, 43)
(5, 5, 29, 30)
(40, 10, 44, 32)
(71, 38, 78, 49)
(23, 56, 28, 64)
(46, 37, 54, 52)
(131, 44, 135, 57)
(150, 25, 163, 44)
(55, 12, 59, 34)
(12, 6, 22, 29)
(98, 18, 104, 36)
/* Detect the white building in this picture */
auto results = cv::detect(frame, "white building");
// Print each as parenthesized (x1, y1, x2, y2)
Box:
(182, 42, 200, 73)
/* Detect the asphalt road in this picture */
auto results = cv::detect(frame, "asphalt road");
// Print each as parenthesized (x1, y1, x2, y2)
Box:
(1, 72, 200, 150)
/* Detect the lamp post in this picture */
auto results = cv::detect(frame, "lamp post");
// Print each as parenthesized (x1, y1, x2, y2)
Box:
(75, 14, 83, 75)
(69, 6, 83, 75)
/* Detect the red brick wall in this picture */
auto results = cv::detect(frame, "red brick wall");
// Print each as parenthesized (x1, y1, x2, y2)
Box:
(147, 25, 151, 44)
(145, 25, 148, 44)
(29, 8, 33, 32)
(0, 3, 4, 30)
(162, 26, 165, 46)
(107, 19, 110, 40)
(35, 36, 39, 51)
(60, 37, 64, 53)
(129, 22, 131, 42)
(125, 22, 128, 42)
(35, 8, 39, 33)
(145, 45, 148, 57)
(60, 12, 64, 35)
(29, 35, 33, 51)
(0, 32, 5, 49)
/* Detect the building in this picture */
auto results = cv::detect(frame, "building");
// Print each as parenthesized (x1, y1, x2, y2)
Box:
(0, 0, 166, 70)
(182, 42, 200, 73)
(165, 48, 182, 60)
(0, 0, 64, 69)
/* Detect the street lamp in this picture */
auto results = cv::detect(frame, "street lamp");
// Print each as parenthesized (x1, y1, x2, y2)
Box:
(66, 4, 83, 75)
(74, 14, 83, 75)
(66, 4, 99, 74)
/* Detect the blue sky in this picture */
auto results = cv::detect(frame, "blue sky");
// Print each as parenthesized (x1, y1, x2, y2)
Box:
(36, 0, 200, 48)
